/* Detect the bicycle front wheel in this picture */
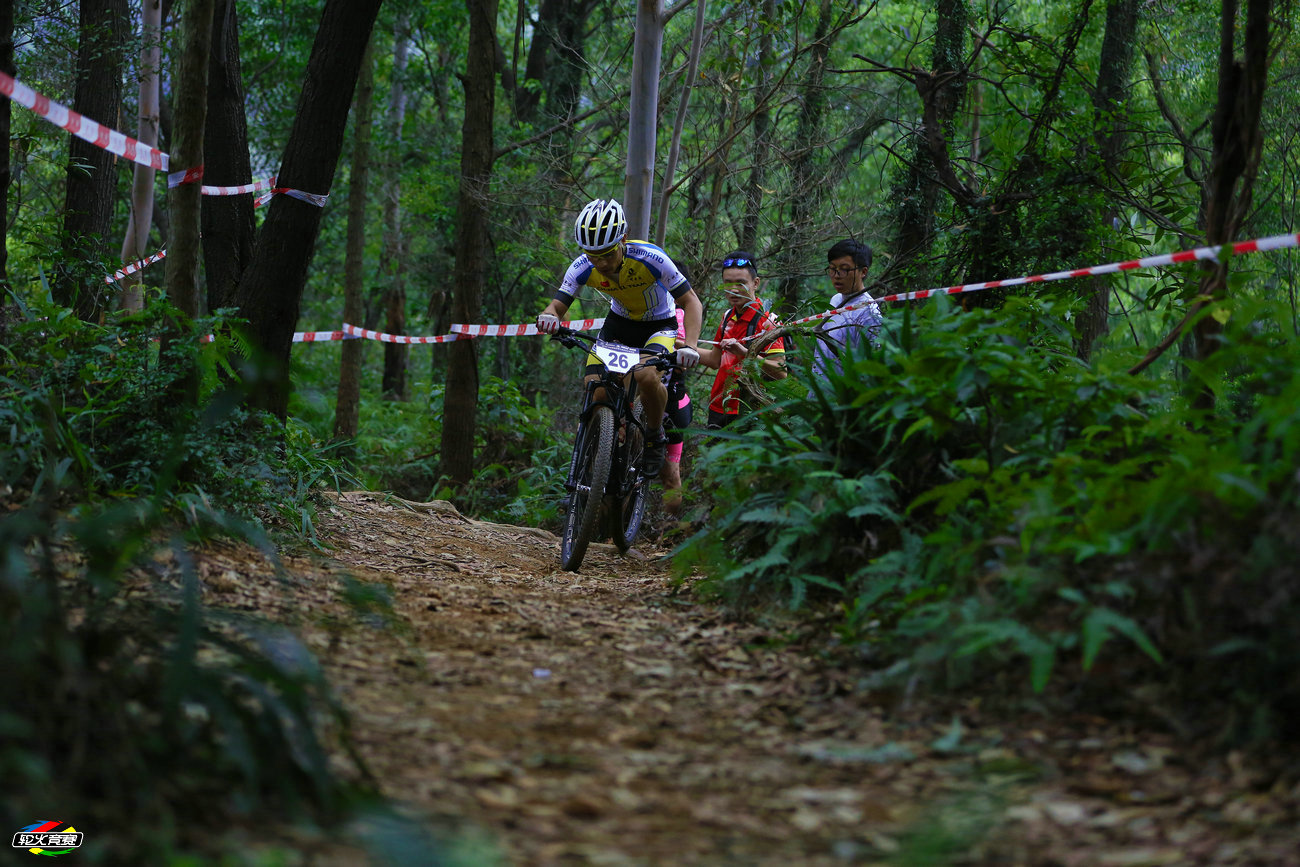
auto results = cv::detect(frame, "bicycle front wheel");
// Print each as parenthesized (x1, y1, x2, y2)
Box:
(560, 406, 615, 572)
(610, 397, 648, 553)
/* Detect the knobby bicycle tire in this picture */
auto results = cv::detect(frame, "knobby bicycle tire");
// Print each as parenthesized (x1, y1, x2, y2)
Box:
(560, 405, 615, 572)
(610, 397, 648, 553)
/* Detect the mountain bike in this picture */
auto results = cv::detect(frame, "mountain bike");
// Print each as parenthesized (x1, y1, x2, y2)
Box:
(551, 327, 676, 572)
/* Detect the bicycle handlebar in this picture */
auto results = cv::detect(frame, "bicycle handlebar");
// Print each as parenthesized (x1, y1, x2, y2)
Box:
(550, 326, 680, 372)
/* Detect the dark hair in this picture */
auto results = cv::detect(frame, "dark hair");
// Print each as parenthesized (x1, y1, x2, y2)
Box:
(827, 239, 872, 271)
(720, 249, 759, 280)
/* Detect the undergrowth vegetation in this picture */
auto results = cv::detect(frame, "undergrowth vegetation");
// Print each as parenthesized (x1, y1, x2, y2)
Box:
(0, 294, 450, 863)
(676, 294, 1300, 743)
(290, 346, 568, 528)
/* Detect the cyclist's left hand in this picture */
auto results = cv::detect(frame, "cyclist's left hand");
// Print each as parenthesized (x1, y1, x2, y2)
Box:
(676, 345, 700, 369)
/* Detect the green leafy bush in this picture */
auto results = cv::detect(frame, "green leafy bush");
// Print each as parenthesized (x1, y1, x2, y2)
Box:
(0, 295, 427, 861)
(679, 294, 1300, 741)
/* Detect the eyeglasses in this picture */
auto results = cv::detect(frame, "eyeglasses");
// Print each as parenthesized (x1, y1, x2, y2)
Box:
(826, 266, 863, 277)
(587, 242, 622, 260)
(721, 257, 754, 269)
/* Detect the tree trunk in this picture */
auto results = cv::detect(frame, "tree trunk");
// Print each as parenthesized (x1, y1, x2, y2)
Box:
(230, 0, 384, 420)
(655, 0, 708, 247)
(740, 0, 773, 252)
(774, 0, 836, 309)
(165, 0, 214, 323)
(119, 0, 161, 315)
(1126, 0, 1271, 381)
(381, 16, 411, 401)
(886, 0, 968, 287)
(439, 0, 498, 488)
(1191, 0, 1271, 392)
(334, 37, 375, 446)
(1075, 0, 1141, 361)
(53, 0, 129, 323)
(0, 0, 13, 307)
(163, 0, 215, 407)
(201, 0, 256, 315)
(624, 0, 664, 239)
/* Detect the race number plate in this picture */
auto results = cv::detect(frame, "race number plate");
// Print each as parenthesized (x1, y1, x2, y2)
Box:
(593, 341, 639, 373)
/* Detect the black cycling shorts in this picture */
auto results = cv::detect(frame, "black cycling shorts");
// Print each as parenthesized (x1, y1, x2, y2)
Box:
(584, 312, 678, 376)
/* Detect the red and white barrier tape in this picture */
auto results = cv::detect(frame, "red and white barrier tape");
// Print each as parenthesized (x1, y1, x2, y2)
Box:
(0, 72, 324, 206)
(254, 188, 330, 208)
(451, 317, 606, 337)
(167, 166, 204, 187)
(106, 249, 167, 284)
(342, 323, 470, 344)
(0, 71, 167, 170)
(293, 330, 356, 343)
(202, 175, 276, 197)
(785, 230, 1300, 329)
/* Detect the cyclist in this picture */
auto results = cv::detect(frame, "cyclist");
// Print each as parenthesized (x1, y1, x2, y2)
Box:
(536, 198, 703, 477)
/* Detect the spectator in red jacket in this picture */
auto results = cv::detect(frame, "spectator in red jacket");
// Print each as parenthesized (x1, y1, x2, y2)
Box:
(697, 251, 787, 428)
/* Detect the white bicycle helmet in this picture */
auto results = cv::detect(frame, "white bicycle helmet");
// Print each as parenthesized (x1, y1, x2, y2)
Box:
(573, 198, 627, 251)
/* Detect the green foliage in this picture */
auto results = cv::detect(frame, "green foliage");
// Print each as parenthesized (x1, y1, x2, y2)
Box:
(437, 375, 571, 529)
(2, 295, 347, 528)
(681, 294, 1300, 740)
(0, 296, 439, 861)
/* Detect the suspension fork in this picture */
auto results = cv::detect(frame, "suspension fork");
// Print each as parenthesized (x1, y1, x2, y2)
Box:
(565, 376, 624, 487)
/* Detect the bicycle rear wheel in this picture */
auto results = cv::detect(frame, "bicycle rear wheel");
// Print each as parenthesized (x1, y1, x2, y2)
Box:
(610, 398, 649, 553)
(560, 406, 615, 572)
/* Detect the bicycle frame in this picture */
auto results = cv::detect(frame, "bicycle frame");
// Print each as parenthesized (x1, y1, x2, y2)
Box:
(552, 327, 675, 569)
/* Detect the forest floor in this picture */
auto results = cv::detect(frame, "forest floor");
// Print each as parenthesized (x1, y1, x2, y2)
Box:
(194, 490, 1300, 866)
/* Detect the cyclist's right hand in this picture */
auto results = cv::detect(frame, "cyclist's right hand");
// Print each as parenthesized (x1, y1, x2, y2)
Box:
(536, 312, 560, 334)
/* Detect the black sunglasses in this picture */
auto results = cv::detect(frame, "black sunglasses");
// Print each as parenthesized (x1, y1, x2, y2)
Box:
(721, 257, 754, 269)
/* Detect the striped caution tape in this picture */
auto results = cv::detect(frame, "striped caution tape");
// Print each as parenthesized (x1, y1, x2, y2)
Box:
(784, 230, 1300, 330)
(450, 317, 606, 337)
(167, 166, 204, 187)
(293, 330, 356, 343)
(254, 187, 330, 208)
(112, 231, 1300, 342)
(0, 71, 166, 170)
(0, 72, 324, 206)
(106, 249, 167, 284)
(342, 323, 471, 344)
(202, 176, 277, 197)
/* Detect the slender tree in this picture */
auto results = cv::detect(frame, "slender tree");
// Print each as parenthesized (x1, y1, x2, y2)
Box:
(230, 0, 384, 420)
(163, 0, 216, 407)
(885, 0, 969, 288)
(335, 37, 375, 446)
(0, 0, 13, 304)
(1075, 0, 1141, 360)
(201, 0, 256, 315)
(439, 0, 498, 488)
(773, 0, 838, 308)
(165, 1, 215, 316)
(1127, 0, 1272, 381)
(739, 0, 774, 252)
(119, 0, 162, 314)
(625, 0, 665, 239)
(381, 15, 412, 401)
(656, 0, 709, 247)
(53, 0, 129, 322)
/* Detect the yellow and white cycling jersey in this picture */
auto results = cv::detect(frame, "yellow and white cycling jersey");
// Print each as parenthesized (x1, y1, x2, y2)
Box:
(555, 240, 690, 322)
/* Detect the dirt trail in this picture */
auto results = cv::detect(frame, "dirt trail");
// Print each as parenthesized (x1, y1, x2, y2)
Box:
(200, 491, 1299, 865)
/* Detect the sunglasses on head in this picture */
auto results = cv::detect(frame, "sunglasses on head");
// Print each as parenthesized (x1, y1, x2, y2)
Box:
(721, 257, 754, 269)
